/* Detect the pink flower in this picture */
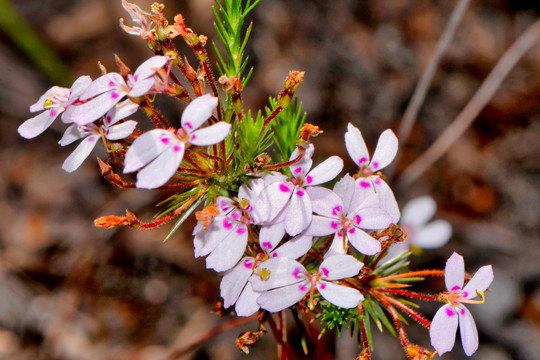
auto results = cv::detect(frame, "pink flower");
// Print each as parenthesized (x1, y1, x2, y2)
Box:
(18, 76, 92, 139)
(249, 254, 364, 312)
(430, 252, 494, 356)
(123, 95, 230, 189)
(59, 100, 138, 172)
(345, 123, 400, 223)
(67, 56, 169, 125)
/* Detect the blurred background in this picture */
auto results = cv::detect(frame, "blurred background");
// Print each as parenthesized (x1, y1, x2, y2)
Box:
(0, 0, 539, 359)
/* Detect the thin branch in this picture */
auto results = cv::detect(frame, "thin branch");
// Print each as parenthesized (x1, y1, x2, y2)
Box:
(388, 0, 471, 179)
(398, 19, 540, 189)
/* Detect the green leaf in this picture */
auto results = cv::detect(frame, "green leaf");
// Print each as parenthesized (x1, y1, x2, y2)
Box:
(164, 195, 204, 242)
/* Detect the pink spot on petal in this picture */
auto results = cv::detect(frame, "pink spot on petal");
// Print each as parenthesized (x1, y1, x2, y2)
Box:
(50, 109, 57, 117)
(374, 178, 381, 185)
(299, 285, 308, 292)
(262, 242, 272, 249)
(190, 134, 197, 141)
(106, 129, 110, 135)
(231, 213, 241, 220)
(372, 161, 379, 169)
(451, 286, 461, 291)
(223, 218, 233, 230)
(348, 228, 356, 234)
(296, 190, 305, 197)
(319, 283, 326, 290)
(293, 267, 302, 279)
(306, 175, 313, 184)
(108, 81, 115, 87)
(236, 228, 246, 235)
(320, 267, 329, 277)
(331, 222, 338, 230)
(272, 252, 278, 257)
(243, 259, 253, 269)
(87, 136, 96, 142)
(161, 137, 170, 145)
(355, 215, 362, 224)
(219, 200, 227, 208)
(446, 308, 456, 317)
(111, 92, 119, 99)
(173, 145, 182, 152)
(184, 122, 192, 129)
(360, 181, 371, 188)
(279, 183, 291, 193)
(294, 167, 302, 173)
(463, 291, 469, 297)
(332, 206, 342, 216)
(105, 116, 111, 124)
(460, 309, 466, 315)
(359, 157, 368, 164)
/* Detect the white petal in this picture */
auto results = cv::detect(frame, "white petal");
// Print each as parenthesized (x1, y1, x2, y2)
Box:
(305, 156, 343, 186)
(61, 135, 100, 173)
(319, 255, 363, 280)
(284, 188, 312, 236)
(317, 281, 364, 308)
(445, 252, 465, 291)
(463, 265, 494, 300)
(181, 94, 218, 131)
(205, 225, 248, 272)
(193, 216, 232, 257)
(69, 75, 92, 101)
(324, 234, 348, 258)
(70, 92, 124, 125)
(410, 220, 452, 249)
(29, 86, 69, 112)
(59, 124, 85, 146)
(374, 179, 400, 223)
(135, 146, 184, 189)
(259, 222, 286, 252)
(238, 178, 265, 203)
(289, 144, 313, 178)
(332, 174, 357, 213)
(306, 186, 343, 218)
(250, 257, 305, 292)
(134, 55, 168, 79)
(123, 129, 173, 173)
(347, 229, 381, 255)
(303, 215, 337, 237)
(105, 120, 137, 140)
(369, 129, 398, 171)
(430, 304, 459, 356)
(18, 109, 62, 139)
(235, 282, 261, 317)
(257, 282, 309, 313)
(105, 100, 139, 126)
(80, 73, 124, 100)
(458, 306, 479, 356)
(189, 122, 231, 146)
(220, 258, 254, 308)
(344, 123, 370, 168)
(400, 196, 437, 227)
(353, 207, 393, 230)
(252, 181, 293, 224)
(128, 77, 155, 98)
(270, 235, 312, 260)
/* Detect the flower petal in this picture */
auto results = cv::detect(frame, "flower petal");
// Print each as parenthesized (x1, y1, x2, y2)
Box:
(70, 92, 124, 125)
(270, 235, 312, 260)
(284, 188, 312, 236)
(304, 215, 338, 237)
(324, 234, 348, 258)
(445, 252, 465, 291)
(344, 123, 370, 168)
(220, 258, 254, 308)
(400, 196, 437, 227)
(430, 304, 458, 356)
(289, 144, 313, 178)
(205, 224, 248, 272)
(305, 156, 343, 186)
(189, 121, 231, 146)
(353, 207, 393, 230)
(458, 306, 479, 356)
(235, 282, 261, 317)
(18, 109, 63, 139)
(257, 282, 309, 313)
(317, 280, 364, 308)
(193, 216, 232, 257)
(61, 135, 100, 172)
(128, 77, 155, 98)
(29, 86, 69, 112)
(347, 228, 381, 255)
(307, 186, 343, 218)
(69, 75, 92, 101)
(181, 94, 218, 131)
(259, 222, 286, 252)
(105, 120, 137, 141)
(135, 146, 184, 189)
(410, 220, 452, 249)
(80, 73, 124, 100)
(250, 257, 305, 292)
(59, 124, 85, 146)
(332, 174, 357, 213)
(252, 181, 293, 224)
(369, 129, 398, 171)
(319, 255, 363, 280)
(463, 265, 493, 300)
(374, 179, 400, 223)
(133, 55, 168, 79)
(123, 129, 173, 173)
(105, 100, 139, 126)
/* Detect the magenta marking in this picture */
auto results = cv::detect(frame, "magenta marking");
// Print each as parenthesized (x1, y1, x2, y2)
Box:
(108, 81, 115, 87)
(161, 137, 170, 145)
(360, 180, 371, 188)
(306, 175, 313, 184)
(243, 259, 253, 269)
(190, 134, 197, 141)
(296, 189, 305, 197)
(223, 218, 233, 230)
(446, 308, 456, 317)
(293, 267, 302, 279)
(231, 213, 241, 220)
(319, 283, 326, 290)
(348, 228, 356, 234)
(359, 157, 368, 164)
(460, 309, 466, 315)
(331, 222, 338, 230)
(463, 291, 469, 297)
(184, 122, 193, 130)
(262, 242, 272, 249)
(272, 252, 278, 257)
(87, 136, 95, 142)
(236, 228, 246, 235)
(372, 161, 379, 169)
(220, 200, 227, 208)
(105, 115, 111, 124)
(294, 167, 302, 173)
(173, 145, 182, 152)
(374, 178, 381, 185)
(106, 129, 110, 135)
(111, 92, 119, 99)
(279, 183, 291, 193)
(299, 284, 308, 292)
(332, 206, 342, 216)
(451, 286, 461, 291)
(320, 267, 329, 277)
(50, 109, 57, 117)
(355, 215, 362, 224)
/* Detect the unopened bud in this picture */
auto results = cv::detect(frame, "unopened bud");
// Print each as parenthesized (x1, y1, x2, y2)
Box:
(405, 344, 435, 360)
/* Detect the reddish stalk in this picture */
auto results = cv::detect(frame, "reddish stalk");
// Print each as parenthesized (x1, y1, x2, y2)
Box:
(357, 303, 372, 359)
(377, 288, 439, 301)
(138, 192, 202, 229)
(376, 269, 445, 283)
(376, 293, 432, 329)
(263, 105, 283, 127)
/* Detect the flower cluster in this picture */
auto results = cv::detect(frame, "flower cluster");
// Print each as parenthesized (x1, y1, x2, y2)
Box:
(17, 1, 494, 359)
